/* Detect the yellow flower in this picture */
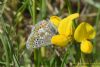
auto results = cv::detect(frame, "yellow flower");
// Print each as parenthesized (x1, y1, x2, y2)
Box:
(74, 22, 96, 54)
(80, 40, 93, 54)
(50, 13, 79, 47)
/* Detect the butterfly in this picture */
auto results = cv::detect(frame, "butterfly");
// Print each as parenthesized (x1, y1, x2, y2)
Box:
(26, 20, 56, 50)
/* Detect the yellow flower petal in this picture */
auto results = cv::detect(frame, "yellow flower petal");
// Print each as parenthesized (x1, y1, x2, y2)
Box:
(51, 35, 70, 47)
(80, 40, 93, 54)
(74, 22, 96, 42)
(58, 21, 73, 36)
(62, 13, 79, 21)
(86, 23, 96, 39)
(58, 13, 79, 36)
(74, 22, 87, 42)
(50, 16, 61, 27)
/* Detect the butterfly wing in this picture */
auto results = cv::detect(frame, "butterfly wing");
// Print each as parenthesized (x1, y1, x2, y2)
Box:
(26, 20, 56, 49)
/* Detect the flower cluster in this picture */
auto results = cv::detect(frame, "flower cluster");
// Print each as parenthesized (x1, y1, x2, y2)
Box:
(50, 13, 96, 54)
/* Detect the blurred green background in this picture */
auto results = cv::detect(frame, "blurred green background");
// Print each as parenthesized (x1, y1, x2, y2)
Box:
(0, 0, 100, 67)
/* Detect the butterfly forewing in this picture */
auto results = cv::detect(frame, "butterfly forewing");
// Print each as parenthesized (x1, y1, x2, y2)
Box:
(26, 20, 55, 49)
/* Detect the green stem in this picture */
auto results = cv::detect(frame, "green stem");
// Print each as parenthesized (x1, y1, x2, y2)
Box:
(34, 49, 41, 67)
(40, 0, 46, 19)
(66, 0, 72, 14)
(28, 0, 42, 66)
(77, 0, 80, 13)
(32, 0, 36, 24)
(61, 49, 69, 67)
(13, 54, 20, 67)
(96, 8, 100, 31)
(81, 53, 85, 66)
(40, 0, 47, 60)
(29, 0, 36, 24)
(95, 8, 100, 61)
(0, 35, 10, 67)
(0, 61, 6, 65)
(0, 0, 7, 17)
